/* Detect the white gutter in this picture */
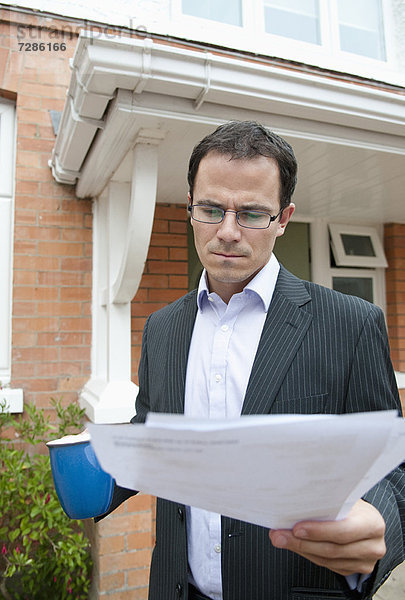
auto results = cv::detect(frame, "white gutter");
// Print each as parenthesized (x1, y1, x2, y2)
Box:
(50, 31, 405, 191)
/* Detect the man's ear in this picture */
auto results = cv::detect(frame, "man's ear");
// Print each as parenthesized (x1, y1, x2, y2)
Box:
(187, 193, 194, 226)
(276, 203, 295, 238)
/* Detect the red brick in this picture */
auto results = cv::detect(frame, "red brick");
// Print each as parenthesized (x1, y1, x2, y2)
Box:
(13, 346, 57, 362)
(150, 233, 187, 247)
(169, 247, 188, 261)
(126, 532, 153, 550)
(152, 219, 168, 233)
(126, 494, 154, 512)
(147, 247, 168, 260)
(100, 590, 148, 600)
(61, 257, 92, 271)
(147, 261, 188, 275)
(99, 549, 152, 574)
(59, 346, 90, 361)
(99, 571, 125, 593)
(60, 286, 90, 301)
(155, 205, 187, 220)
(12, 332, 36, 346)
(38, 271, 84, 286)
(169, 275, 188, 288)
(37, 241, 84, 256)
(36, 332, 83, 345)
(131, 303, 166, 317)
(13, 317, 58, 332)
(98, 535, 125, 556)
(126, 568, 150, 587)
(14, 255, 60, 270)
(13, 286, 59, 301)
(60, 317, 91, 331)
(140, 274, 168, 289)
(98, 512, 152, 537)
(169, 220, 187, 234)
(36, 302, 82, 316)
(148, 289, 185, 303)
(13, 270, 37, 285)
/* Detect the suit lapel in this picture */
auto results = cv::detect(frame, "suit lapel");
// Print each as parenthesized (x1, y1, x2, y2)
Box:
(242, 267, 313, 415)
(166, 290, 198, 414)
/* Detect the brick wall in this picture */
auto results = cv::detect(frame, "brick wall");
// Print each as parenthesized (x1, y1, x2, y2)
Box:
(1, 9, 190, 598)
(88, 203, 189, 599)
(384, 223, 405, 410)
(131, 204, 189, 382)
(0, 10, 93, 417)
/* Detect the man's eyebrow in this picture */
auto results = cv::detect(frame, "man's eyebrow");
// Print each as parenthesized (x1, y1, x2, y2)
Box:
(193, 199, 277, 212)
(193, 199, 223, 207)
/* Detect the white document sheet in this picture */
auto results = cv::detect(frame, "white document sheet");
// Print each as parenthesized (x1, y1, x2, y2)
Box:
(88, 410, 405, 529)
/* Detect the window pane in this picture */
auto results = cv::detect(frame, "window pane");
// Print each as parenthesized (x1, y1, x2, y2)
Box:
(264, 0, 320, 44)
(182, 0, 242, 26)
(341, 234, 376, 257)
(332, 277, 374, 303)
(337, 0, 386, 60)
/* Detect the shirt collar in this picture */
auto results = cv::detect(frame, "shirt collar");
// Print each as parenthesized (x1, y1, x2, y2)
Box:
(197, 253, 280, 312)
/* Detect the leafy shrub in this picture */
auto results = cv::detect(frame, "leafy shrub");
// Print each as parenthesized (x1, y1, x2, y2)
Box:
(0, 397, 92, 599)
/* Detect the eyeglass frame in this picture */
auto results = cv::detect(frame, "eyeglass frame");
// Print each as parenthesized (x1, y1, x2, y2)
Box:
(187, 203, 284, 230)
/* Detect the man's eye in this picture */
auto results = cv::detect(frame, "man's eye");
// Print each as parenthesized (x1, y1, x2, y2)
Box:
(202, 207, 222, 218)
(242, 211, 265, 222)
(245, 212, 262, 220)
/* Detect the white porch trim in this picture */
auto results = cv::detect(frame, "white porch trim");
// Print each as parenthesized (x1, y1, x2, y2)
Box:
(79, 133, 163, 423)
(50, 32, 405, 193)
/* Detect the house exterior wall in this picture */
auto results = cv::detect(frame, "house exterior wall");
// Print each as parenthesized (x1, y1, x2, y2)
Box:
(0, 9, 93, 417)
(385, 223, 405, 410)
(1, 5, 404, 598)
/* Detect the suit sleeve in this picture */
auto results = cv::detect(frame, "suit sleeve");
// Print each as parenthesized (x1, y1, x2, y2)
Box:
(345, 305, 405, 598)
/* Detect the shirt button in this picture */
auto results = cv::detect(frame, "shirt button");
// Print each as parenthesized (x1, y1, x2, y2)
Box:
(215, 374, 222, 382)
(208, 296, 214, 302)
(220, 325, 229, 332)
(214, 544, 221, 553)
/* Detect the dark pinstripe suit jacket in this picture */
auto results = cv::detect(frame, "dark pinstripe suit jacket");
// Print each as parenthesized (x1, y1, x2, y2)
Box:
(119, 266, 405, 600)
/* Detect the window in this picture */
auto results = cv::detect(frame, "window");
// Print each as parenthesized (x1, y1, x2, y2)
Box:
(332, 273, 374, 303)
(327, 224, 387, 307)
(337, 0, 386, 60)
(329, 224, 387, 268)
(0, 101, 16, 387)
(264, 0, 320, 44)
(182, 0, 242, 26)
(0, 100, 22, 411)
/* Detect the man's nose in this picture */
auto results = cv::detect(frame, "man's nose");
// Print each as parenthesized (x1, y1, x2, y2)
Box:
(216, 210, 241, 242)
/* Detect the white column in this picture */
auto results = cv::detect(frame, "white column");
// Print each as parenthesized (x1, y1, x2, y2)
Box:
(310, 218, 331, 288)
(80, 133, 163, 423)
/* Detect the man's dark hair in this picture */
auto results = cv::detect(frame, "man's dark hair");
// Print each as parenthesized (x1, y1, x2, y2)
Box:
(187, 121, 297, 210)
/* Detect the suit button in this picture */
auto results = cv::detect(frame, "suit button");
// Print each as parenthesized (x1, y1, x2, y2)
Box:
(177, 507, 184, 521)
(176, 583, 183, 596)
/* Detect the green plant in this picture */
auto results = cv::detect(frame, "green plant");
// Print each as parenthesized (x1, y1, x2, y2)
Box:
(0, 397, 92, 599)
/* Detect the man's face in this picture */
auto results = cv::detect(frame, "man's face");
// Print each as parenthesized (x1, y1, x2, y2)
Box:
(190, 151, 295, 303)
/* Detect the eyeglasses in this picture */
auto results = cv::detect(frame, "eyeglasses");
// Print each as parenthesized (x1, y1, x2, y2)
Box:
(188, 204, 283, 229)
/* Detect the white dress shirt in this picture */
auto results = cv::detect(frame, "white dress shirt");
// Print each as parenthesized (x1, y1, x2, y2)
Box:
(183, 255, 363, 598)
(184, 255, 280, 600)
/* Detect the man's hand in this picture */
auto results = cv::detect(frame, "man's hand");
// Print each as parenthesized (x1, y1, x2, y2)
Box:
(269, 499, 386, 576)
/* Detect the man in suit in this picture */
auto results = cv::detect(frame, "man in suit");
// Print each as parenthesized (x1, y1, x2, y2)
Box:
(107, 121, 405, 599)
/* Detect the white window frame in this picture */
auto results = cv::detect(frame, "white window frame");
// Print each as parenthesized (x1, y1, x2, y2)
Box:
(169, 0, 400, 85)
(329, 267, 385, 308)
(0, 100, 22, 413)
(329, 223, 388, 268)
(309, 218, 386, 312)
